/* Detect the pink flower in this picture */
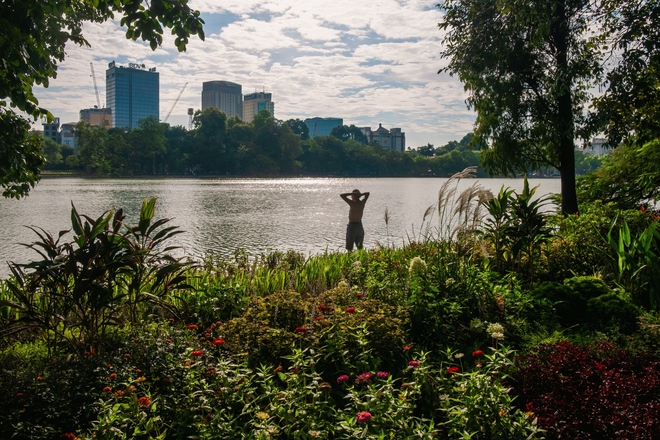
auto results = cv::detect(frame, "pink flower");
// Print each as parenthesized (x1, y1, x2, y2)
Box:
(472, 350, 484, 357)
(408, 360, 420, 368)
(356, 411, 372, 423)
(376, 371, 389, 379)
(355, 372, 374, 384)
(447, 366, 461, 374)
(337, 374, 350, 384)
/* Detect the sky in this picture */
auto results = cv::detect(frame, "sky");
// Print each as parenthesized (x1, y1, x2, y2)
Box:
(32, 0, 476, 148)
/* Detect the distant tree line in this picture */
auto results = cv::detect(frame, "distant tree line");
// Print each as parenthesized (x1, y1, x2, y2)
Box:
(39, 109, 490, 178)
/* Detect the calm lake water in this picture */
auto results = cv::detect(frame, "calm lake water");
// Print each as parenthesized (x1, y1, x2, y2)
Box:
(0, 177, 561, 278)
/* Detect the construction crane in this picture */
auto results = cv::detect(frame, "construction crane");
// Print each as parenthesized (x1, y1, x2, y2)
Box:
(90, 62, 101, 108)
(89, 62, 110, 127)
(164, 82, 188, 122)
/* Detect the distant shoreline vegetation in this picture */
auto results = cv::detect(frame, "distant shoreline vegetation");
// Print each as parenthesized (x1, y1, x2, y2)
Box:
(36, 110, 602, 180)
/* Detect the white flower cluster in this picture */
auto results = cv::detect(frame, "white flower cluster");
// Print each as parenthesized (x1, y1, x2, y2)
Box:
(408, 256, 427, 275)
(486, 322, 505, 340)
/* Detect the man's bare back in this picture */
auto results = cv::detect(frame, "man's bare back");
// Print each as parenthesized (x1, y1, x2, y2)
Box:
(340, 189, 369, 250)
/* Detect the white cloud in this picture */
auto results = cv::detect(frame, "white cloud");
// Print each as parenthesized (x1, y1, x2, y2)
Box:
(31, 0, 475, 147)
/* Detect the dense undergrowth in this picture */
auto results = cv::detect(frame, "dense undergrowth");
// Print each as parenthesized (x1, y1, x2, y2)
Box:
(1, 174, 660, 439)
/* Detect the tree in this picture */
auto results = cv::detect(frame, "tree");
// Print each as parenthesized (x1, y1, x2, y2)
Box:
(439, 0, 603, 214)
(330, 125, 369, 144)
(42, 137, 63, 168)
(0, 110, 44, 198)
(578, 140, 660, 209)
(0, 0, 205, 198)
(285, 118, 310, 140)
(130, 117, 167, 174)
(416, 143, 436, 157)
(590, 0, 660, 146)
(76, 122, 110, 174)
(192, 108, 228, 174)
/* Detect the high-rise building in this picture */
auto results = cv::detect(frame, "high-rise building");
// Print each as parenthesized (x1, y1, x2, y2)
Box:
(43, 117, 61, 144)
(360, 123, 406, 152)
(304, 117, 343, 137)
(201, 81, 242, 118)
(106, 61, 159, 129)
(243, 92, 274, 121)
(80, 107, 112, 128)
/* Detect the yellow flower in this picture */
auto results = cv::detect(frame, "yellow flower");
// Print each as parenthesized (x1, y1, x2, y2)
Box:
(256, 411, 269, 420)
(135, 376, 147, 383)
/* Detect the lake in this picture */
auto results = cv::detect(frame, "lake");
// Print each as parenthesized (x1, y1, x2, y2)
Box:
(0, 176, 561, 278)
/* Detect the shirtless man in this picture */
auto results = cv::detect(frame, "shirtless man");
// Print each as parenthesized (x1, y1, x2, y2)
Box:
(340, 189, 370, 250)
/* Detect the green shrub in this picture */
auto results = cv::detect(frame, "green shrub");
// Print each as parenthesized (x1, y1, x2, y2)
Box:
(564, 276, 612, 301)
(216, 287, 410, 375)
(531, 281, 583, 327)
(587, 293, 640, 334)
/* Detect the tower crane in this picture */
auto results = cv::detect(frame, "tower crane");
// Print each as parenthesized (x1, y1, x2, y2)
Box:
(89, 62, 109, 127)
(164, 82, 188, 122)
(90, 62, 101, 108)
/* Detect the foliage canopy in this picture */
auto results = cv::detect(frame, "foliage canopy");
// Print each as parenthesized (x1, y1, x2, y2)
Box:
(0, 0, 205, 198)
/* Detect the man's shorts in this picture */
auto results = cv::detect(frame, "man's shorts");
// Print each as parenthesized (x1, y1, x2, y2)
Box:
(346, 222, 364, 250)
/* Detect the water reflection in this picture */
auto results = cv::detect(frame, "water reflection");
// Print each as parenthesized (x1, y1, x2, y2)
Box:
(0, 177, 561, 278)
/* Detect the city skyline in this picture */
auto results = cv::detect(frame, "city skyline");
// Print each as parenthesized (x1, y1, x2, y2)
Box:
(30, 0, 475, 148)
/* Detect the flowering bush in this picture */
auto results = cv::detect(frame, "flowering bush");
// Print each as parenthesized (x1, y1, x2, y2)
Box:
(510, 341, 660, 439)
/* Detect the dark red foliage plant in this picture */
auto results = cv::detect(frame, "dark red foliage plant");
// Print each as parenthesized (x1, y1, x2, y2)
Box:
(510, 341, 660, 439)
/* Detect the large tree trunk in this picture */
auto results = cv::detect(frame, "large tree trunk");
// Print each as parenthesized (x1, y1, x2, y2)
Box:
(553, 0, 579, 214)
(559, 139, 578, 214)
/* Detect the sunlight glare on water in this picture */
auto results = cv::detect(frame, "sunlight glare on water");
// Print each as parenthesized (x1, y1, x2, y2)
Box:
(0, 177, 561, 278)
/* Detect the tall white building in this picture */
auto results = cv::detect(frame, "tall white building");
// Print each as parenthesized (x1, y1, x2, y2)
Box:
(201, 81, 243, 118)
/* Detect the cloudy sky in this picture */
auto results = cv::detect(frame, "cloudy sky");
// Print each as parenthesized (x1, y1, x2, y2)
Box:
(32, 0, 475, 148)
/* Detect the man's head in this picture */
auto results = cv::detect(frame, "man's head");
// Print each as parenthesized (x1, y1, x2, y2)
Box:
(351, 189, 361, 200)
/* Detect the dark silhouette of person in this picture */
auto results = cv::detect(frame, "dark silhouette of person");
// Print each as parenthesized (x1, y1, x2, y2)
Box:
(340, 189, 370, 250)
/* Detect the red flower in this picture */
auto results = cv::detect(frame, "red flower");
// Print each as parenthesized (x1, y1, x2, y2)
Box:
(403, 345, 413, 351)
(213, 338, 225, 346)
(472, 350, 485, 357)
(187, 324, 198, 330)
(355, 372, 374, 384)
(317, 305, 328, 312)
(37, 376, 42, 381)
(313, 317, 323, 321)
(345, 307, 356, 314)
(136, 369, 141, 373)
(295, 326, 308, 333)
(61, 433, 77, 440)
(137, 396, 151, 407)
(447, 366, 461, 374)
(191, 349, 204, 357)
(408, 360, 420, 368)
(102, 386, 112, 393)
(356, 293, 363, 298)
(356, 411, 372, 423)
(108, 373, 117, 379)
